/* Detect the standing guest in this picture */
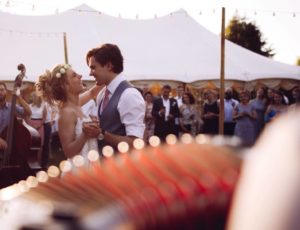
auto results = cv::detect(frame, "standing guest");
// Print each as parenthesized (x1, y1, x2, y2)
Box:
(174, 85, 184, 134)
(0, 81, 32, 147)
(194, 98, 204, 134)
(223, 87, 239, 136)
(233, 90, 257, 146)
(265, 90, 288, 123)
(202, 90, 219, 135)
(152, 84, 180, 141)
(174, 85, 184, 108)
(250, 87, 267, 140)
(42, 102, 54, 168)
(49, 103, 62, 156)
(27, 92, 47, 161)
(266, 88, 274, 107)
(144, 91, 155, 142)
(36, 64, 100, 159)
(81, 43, 145, 150)
(289, 86, 300, 112)
(141, 84, 150, 96)
(179, 92, 197, 135)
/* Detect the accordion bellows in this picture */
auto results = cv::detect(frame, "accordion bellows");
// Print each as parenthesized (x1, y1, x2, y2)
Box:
(2, 135, 242, 230)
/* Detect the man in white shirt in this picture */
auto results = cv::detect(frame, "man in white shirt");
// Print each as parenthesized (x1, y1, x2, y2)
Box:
(152, 85, 180, 141)
(174, 85, 184, 108)
(174, 85, 184, 134)
(224, 87, 239, 135)
(82, 43, 145, 150)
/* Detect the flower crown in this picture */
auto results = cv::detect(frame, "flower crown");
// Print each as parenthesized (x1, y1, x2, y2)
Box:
(55, 64, 71, 78)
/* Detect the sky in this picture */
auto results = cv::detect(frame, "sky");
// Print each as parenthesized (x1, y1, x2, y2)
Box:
(0, 0, 299, 65)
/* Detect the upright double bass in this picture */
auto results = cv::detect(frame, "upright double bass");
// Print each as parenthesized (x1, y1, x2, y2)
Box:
(0, 64, 41, 188)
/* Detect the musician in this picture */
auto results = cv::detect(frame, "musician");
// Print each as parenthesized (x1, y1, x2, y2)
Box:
(0, 82, 32, 137)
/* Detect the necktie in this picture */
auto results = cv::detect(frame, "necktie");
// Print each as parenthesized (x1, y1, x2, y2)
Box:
(101, 88, 110, 113)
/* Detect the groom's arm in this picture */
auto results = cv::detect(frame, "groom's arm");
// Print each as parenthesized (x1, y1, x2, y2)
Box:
(102, 133, 137, 149)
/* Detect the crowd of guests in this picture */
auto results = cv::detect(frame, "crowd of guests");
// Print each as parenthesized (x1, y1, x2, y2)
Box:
(142, 85, 300, 147)
(31, 83, 299, 163)
(1, 78, 299, 168)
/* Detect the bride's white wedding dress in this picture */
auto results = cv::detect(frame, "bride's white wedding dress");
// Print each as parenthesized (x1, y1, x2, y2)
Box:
(74, 117, 99, 158)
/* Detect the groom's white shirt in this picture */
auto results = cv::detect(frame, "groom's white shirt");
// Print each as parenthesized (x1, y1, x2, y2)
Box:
(96, 74, 145, 138)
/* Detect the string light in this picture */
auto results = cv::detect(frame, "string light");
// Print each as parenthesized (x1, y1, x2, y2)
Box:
(118, 141, 129, 153)
(133, 139, 145, 150)
(0, 28, 63, 38)
(149, 136, 160, 147)
(166, 134, 177, 145)
(0, 1, 299, 20)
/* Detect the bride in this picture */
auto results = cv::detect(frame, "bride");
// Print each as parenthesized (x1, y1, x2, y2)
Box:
(37, 64, 101, 159)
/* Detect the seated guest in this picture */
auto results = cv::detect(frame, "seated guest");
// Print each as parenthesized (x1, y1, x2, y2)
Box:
(27, 92, 47, 151)
(0, 81, 31, 143)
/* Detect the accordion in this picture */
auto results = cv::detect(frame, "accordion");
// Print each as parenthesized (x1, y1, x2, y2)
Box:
(0, 134, 242, 230)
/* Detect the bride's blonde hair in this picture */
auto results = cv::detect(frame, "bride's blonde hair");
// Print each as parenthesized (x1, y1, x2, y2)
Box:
(36, 64, 70, 106)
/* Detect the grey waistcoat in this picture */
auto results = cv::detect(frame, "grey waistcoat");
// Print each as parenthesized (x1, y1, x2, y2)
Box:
(98, 80, 133, 149)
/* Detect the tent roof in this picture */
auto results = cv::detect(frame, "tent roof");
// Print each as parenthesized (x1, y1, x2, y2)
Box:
(0, 4, 299, 83)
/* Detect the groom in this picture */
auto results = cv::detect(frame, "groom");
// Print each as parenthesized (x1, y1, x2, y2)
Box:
(82, 44, 145, 151)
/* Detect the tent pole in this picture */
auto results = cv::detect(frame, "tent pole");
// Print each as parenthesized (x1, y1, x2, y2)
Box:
(219, 7, 225, 135)
(63, 32, 69, 64)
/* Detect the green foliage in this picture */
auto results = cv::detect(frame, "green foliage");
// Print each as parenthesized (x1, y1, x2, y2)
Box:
(225, 16, 275, 58)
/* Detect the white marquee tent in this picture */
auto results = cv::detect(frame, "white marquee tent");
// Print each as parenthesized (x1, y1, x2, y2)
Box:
(0, 4, 299, 90)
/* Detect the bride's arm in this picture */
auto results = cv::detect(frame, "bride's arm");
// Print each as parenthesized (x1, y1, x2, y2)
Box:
(79, 84, 103, 106)
(58, 108, 87, 158)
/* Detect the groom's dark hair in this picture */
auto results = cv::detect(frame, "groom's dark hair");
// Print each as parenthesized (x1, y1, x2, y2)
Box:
(86, 43, 123, 74)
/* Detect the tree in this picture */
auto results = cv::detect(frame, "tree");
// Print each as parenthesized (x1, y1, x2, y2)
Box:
(296, 57, 300, 66)
(225, 16, 275, 58)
